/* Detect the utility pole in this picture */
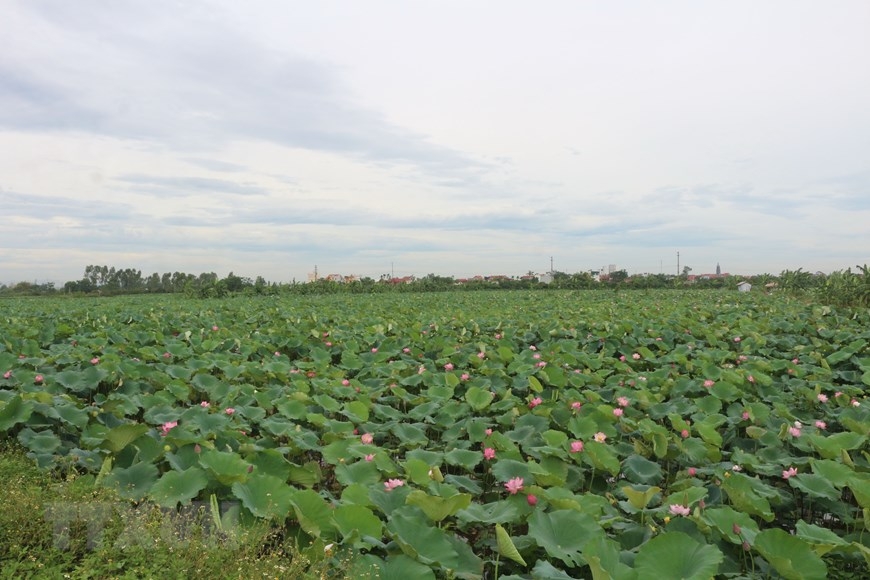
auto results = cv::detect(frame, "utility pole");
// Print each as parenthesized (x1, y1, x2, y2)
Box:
(676, 252, 680, 276)
(550, 256, 554, 273)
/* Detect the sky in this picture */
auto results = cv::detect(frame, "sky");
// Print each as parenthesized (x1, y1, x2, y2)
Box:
(2, 1, 869, 285)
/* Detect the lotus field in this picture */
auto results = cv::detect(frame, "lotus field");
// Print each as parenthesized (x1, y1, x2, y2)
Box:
(1, 290, 869, 578)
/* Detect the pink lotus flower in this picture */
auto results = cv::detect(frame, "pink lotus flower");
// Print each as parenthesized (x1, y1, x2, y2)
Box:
(593, 432, 607, 443)
(703, 380, 715, 388)
(483, 447, 496, 460)
(485, 428, 493, 436)
(403, 347, 410, 353)
(792, 358, 799, 364)
(34, 374, 44, 384)
(2, 371, 11, 379)
(747, 375, 755, 383)
(163, 352, 171, 359)
(90, 357, 100, 364)
(617, 397, 629, 407)
(200, 401, 210, 408)
(371, 347, 378, 353)
(632, 353, 641, 360)
(274, 351, 281, 356)
(688, 467, 697, 476)
(782, 467, 798, 479)
(477, 351, 485, 359)
(494, 333, 502, 339)
(504, 477, 524, 495)
(815, 420, 827, 429)
(161, 421, 178, 436)
(529, 345, 537, 351)
(384, 479, 404, 491)
(528, 397, 543, 409)
(681, 429, 689, 439)
(194, 444, 201, 453)
(460, 373, 470, 381)
(619, 355, 626, 362)
(788, 426, 801, 438)
(536, 361, 547, 368)
(613, 408, 623, 417)
(365, 454, 375, 462)
(341, 379, 350, 386)
(733, 337, 741, 343)
(418, 365, 426, 375)
(225, 407, 235, 415)
(835, 391, 843, 398)
(444, 363, 454, 371)
(361, 433, 374, 445)
(570, 440, 584, 453)
(325, 341, 333, 347)
(212, 325, 219, 331)
(526, 494, 538, 506)
(532, 353, 541, 360)
(742, 411, 751, 420)
(571, 401, 583, 412)
(817, 393, 828, 403)
(851, 399, 861, 407)
(669, 504, 690, 516)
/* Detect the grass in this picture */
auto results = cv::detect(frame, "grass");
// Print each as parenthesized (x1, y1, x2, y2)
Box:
(0, 442, 348, 579)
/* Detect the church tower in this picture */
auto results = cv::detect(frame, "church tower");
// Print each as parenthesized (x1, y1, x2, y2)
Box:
(716, 263, 721, 276)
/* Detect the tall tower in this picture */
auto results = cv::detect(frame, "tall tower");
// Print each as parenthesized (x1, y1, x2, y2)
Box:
(716, 263, 721, 276)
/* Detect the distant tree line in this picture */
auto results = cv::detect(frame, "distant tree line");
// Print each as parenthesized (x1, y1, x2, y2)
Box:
(1, 264, 868, 307)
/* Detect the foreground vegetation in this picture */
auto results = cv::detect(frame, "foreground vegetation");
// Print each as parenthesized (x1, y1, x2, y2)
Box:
(1, 290, 869, 578)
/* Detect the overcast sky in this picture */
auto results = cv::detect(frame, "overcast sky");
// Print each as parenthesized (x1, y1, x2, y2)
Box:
(2, 1, 868, 284)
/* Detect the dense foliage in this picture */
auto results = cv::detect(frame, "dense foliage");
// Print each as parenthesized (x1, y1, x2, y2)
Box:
(5, 263, 870, 309)
(1, 290, 868, 578)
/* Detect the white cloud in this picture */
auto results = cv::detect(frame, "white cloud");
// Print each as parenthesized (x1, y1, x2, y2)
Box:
(1, 0, 868, 285)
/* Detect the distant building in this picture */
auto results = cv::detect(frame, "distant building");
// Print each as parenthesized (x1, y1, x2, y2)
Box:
(686, 272, 730, 282)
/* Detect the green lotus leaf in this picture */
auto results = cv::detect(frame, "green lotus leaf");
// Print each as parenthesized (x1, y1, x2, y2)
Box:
(622, 454, 664, 485)
(721, 473, 775, 522)
(289, 488, 337, 539)
(406, 490, 472, 522)
(464, 386, 493, 411)
(333, 504, 383, 549)
(622, 485, 661, 510)
(583, 535, 637, 580)
(150, 467, 208, 507)
(527, 509, 603, 567)
(703, 506, 760, 545)
(495, 523, 526, 566)
(198, 449, 250, 485)
(387, 506, 460, 568)
(635, 532, 723, 580)
(231, 473, 295, 519)
(379, 554, 436, 580)
(583, 441, 621, 476)
(788, 474, 840, 501)
(755, 528, 827, 580)
(104, 461, 159, 501)
(443, 448, 482, 471)
(0, 395, 33, 430)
